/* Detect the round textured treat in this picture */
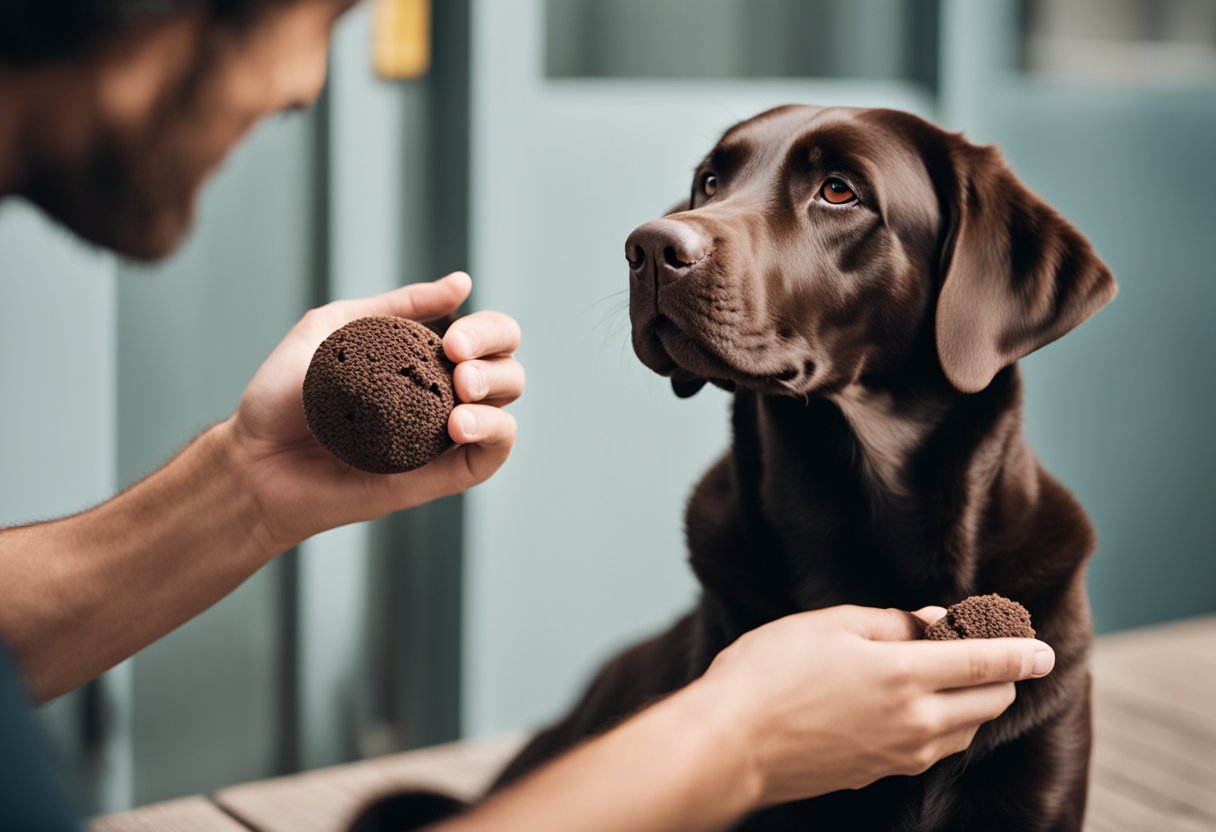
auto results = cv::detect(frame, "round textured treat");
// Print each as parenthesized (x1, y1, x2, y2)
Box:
(302, 316, 457, 474)
(924, 594, 1036, 641)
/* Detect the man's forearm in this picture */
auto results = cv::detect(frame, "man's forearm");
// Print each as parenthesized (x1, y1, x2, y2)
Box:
(435, 678, 762, 832)
(0, 418, 274, 700)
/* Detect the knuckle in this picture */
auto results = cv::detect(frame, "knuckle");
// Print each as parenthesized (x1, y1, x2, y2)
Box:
(908, 746, 939, 775)
(953, 728, 979, 755)
(997, 682, 1017, 712)
(1008, 651, 1029, 680)
(909, 701, 943, 740)
(967, 650, 992, 684)
(301, 305, 329, 329)
(886, 656, 916, 690)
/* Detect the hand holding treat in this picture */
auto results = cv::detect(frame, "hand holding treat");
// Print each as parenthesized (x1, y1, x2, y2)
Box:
(226, 273, 524, 552)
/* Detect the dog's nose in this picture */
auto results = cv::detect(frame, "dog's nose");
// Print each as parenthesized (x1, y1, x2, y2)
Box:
(626, 219, 713, 285)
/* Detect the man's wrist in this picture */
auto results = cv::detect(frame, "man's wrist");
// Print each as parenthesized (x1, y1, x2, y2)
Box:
(671, 676, 767, 821)
(208, 416, 281, 564)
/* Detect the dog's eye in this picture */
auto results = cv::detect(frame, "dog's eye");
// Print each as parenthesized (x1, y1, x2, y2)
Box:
(820, 178, 856, 205)
(701, 173, 718, 198)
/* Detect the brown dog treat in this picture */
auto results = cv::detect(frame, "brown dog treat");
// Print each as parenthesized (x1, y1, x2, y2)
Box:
(302, 316, 457, 474)
(924, 594, 1035, 641)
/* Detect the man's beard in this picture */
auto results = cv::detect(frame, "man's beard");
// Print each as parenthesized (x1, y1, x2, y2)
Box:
(21, 47, 217, 262)
(26, 111, 208, 262)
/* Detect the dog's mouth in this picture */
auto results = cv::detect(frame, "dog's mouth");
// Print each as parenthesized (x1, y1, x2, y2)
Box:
(646, 316, 813, 396)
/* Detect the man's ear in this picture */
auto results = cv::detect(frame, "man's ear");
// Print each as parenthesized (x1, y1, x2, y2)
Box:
(935, 143, 1117, 393)
(663, 196, 708, 398)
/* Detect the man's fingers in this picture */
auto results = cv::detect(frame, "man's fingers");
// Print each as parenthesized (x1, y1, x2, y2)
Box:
(361, 272, 473, 322)
(444, 311, 522, 362)
(934, 682, 1018, 731)
(905, 638, 1055, 689)
(446, 407, 518, 486)
(363, 406, 516, 510)
(448, 404, 518, 447)
(911, 606, 948, 629)
(836, 606, 926, 642)
(454, 357, 525, 404)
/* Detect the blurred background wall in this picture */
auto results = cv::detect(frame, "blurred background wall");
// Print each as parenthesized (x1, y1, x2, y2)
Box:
(0, 0, 1212, 814)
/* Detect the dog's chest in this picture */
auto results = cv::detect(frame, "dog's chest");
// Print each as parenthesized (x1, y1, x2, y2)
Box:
(832, 387, 949, 497)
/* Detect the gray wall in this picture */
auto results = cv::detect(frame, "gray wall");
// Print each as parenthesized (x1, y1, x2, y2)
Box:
(116, 109, 317, 803)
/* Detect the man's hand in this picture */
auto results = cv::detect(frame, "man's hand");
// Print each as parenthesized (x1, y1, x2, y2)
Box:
(432, 604, 1053, 832)
(700, 604, 1055, 807)
(226, 271, 524, 554)
(0, 272, 522, 700)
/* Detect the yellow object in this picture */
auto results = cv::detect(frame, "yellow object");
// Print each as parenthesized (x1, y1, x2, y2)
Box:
(372, 0, 430, 79)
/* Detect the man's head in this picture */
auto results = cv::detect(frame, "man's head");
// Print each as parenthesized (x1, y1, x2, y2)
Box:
(0, 0, 353, 260)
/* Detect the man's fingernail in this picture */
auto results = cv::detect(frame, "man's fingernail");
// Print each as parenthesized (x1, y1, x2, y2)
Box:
(449, 331, 473, 358)
(1032, 650, 1054, 677)
(469, 367, 488, 399)
(459, 410, 478, 438)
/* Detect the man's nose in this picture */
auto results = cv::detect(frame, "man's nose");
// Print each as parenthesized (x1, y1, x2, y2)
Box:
(626, 219, 714, 286)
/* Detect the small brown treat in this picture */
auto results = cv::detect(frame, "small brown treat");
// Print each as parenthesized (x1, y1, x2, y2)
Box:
(303, 316, 457, 474)
(924, 594, 1036, 641)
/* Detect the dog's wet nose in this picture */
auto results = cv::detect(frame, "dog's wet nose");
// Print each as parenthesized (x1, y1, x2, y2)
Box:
(626, 219, 712, 285)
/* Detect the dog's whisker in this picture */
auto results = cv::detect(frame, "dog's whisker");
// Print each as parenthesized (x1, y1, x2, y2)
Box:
(593, 320, 633, 368)
(577, 289, 629, 319)
(589, 302, 628, 336)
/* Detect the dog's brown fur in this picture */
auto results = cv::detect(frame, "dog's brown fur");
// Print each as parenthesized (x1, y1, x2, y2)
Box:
(490, 105, 1115, 831)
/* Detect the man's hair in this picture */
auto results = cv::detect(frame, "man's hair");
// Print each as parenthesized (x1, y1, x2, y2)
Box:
(0, 0, 277, 66)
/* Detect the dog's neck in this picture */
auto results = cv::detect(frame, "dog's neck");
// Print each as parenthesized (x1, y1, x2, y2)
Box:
(829, 384, 953, 499)
(711, 364, 1034, 621)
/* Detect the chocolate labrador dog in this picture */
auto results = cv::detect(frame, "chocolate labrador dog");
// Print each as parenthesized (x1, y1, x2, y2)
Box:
(366, 104, 1114, 832)
(486, 105, 1116, 832)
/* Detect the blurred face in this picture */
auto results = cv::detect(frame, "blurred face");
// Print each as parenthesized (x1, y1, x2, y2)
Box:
(22, 0, 351, 260)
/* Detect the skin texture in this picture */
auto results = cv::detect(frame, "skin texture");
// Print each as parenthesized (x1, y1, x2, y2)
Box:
(488, 106, 1114, 832)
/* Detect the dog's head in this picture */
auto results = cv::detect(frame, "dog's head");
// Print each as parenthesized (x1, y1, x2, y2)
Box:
(627, 105, 1116, 398)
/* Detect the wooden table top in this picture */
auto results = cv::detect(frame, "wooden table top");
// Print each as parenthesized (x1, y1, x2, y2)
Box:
(92, 614, 1216, 832)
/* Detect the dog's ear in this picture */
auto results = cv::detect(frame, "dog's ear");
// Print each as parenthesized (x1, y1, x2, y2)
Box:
(935, 143, 1117, 393)
(664, 196, 708, 398)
